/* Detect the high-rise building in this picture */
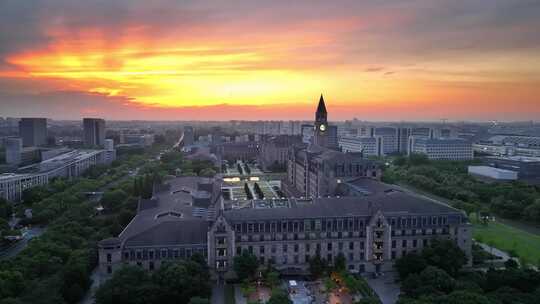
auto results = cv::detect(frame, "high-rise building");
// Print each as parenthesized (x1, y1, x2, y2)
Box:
(301, 124, 314, 144)
(5, 137, 22, 165)
(19, 118, 47, 147)
(184, 126, 194, 146)
(83, 118, 106, 148)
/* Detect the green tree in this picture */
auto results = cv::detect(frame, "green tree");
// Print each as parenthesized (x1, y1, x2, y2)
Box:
(234, 251, 259, 281)
(199, 168, 216, 177)
(188, 297, 210, 304)
(95, 266, 157, 304)
(0, 271, 24, 299)
(0, 198, 13, 219)
(308, 254, 328, 278)
(402, 266, 455, 298)
(524, 199, 540, 222)
(266, 271, 280, 288)
(421, 239, 467, 276)
(393, 156, 407, 167)
(334, 253, 347, 272)
(267, 289, 292, 304)
(22, 186, 51, 205)
(153, 260, 211, 304)
(438, 290, 491, 304)
(408, 153, 429, 166)
(395, 253, 427, 279)
(101, 189, 128, 210)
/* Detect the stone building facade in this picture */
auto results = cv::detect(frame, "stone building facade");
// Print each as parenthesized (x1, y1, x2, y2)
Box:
(98, 176, 471, 279)
(286, 145, 381, 198)
(207, 190, 471, 278)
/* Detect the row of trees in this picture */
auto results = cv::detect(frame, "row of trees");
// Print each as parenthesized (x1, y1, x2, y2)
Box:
(384, 155, 540, 223)
(395, 239, 540, 304)
(95, 255, 211, 304)
(0, 150, 154, 304)
(244, 183, 254, 200)
(158, 151, 216, 177)
(253, 182, 264, 199)
(232, 252, 290, 304)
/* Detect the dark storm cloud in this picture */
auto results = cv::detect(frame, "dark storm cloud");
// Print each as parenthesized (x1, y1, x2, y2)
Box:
(1, 0, 540, 61)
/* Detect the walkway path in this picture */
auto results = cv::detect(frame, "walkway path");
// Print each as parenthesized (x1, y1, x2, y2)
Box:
(0, 226, 45, 259)
(366, 272, 400, 304)
(234, 285, 247, 304)
(477, 242, 512, 263)
(212, 283, 224, 304)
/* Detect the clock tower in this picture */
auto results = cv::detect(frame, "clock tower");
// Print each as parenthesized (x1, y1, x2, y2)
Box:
(313, 94, 329, 147)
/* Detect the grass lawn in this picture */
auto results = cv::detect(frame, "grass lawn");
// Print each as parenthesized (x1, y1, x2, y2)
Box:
(225, 284, 236, 304)
(471, 215, 540, 266)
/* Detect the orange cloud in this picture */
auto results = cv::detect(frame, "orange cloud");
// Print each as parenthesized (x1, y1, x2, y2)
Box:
(1, 1, 540, 120)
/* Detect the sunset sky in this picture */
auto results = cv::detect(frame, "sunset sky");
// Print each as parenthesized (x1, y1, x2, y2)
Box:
(1, 0, 539, 121)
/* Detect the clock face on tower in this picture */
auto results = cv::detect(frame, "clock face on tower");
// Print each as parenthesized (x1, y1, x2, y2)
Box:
(319, 124, 326, 132)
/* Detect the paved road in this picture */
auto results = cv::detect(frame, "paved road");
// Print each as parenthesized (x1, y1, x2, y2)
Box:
(0, 227, 46, 259)
(366, 272, 400, 304)
(212, 283, 225, 304)
(79, 268, 104, 304)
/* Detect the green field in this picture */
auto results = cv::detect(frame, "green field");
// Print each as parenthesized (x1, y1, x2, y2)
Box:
(471, 215, 540, 266)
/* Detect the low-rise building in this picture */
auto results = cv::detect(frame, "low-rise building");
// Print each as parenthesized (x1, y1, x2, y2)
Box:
(473, 135, 540, 157)
(408, 137, 473, 160)
(468, 166, 518, 181)
(339, 136, 383, 157)
(123, 134, 155, 147)
(483, 156, 540, 180)
(217, 142, 260, 162)
(259, 135, 302, 171)
(0, 149, 115, 202)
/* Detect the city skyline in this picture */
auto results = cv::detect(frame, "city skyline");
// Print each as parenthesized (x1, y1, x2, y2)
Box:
(1, 0, 540, 121)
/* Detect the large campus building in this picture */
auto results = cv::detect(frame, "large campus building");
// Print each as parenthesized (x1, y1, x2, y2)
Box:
(98, 175, 471, 278)
(98, 96, 472, 279)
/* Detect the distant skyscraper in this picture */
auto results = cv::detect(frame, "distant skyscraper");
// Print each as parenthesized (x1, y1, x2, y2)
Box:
(83, 118, 106, 148)
(18, 118, 47, 147)
(5, 137, 22, 165)
(184, 126, 194, 146)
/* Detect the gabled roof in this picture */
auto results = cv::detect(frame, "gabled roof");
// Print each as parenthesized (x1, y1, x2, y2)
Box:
(124, 220, 208, 247)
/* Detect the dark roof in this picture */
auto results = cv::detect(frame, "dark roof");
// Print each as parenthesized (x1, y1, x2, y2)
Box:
(99, 237, 121, 247)
(345, 178, 401, 195)
(224, 190, 462, 221)
(316, 94, 327, 114)
(124, 220, 208, 247)
(117, 176, 221, 244)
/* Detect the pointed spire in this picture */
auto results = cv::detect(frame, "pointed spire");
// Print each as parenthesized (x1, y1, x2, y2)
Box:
(316, 94, 327, 115)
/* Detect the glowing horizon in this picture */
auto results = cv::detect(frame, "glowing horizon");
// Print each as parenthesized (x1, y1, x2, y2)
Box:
(1, 1, 539, 120)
